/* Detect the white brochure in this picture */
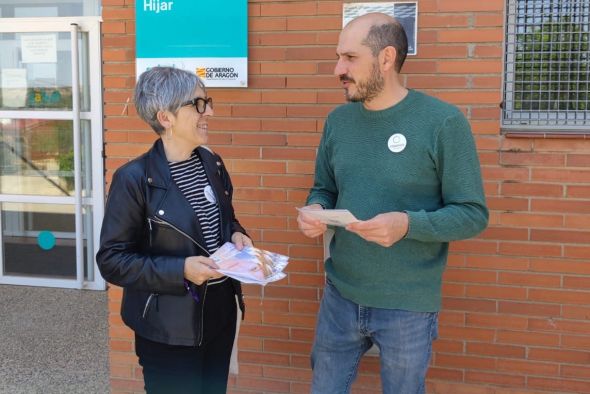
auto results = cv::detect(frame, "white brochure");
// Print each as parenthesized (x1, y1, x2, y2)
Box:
(297, 207, 359, 227)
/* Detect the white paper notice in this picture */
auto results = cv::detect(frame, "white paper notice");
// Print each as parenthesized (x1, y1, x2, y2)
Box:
(297, 207, 359, 227)
(1, 68, 27, 107)
(21, 34, 57, 63)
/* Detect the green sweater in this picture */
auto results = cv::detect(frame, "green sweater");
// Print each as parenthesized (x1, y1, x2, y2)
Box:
(307, 89, 488, 312)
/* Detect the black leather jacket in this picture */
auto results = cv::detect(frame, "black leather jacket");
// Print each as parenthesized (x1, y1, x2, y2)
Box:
(97, 139, 246, 346)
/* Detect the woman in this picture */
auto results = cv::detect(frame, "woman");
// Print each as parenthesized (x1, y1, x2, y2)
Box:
(97, 66, 252, 394)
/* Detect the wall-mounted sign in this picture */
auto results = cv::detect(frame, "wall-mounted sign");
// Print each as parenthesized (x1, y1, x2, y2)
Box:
(135, 1, 248, 87)
(1, 68, 27, 108)
(343, 2, 418, 55)
(21, 34, 57, 63)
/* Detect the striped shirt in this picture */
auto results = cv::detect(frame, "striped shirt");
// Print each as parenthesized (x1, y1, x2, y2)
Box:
(169, 151, 222, 254)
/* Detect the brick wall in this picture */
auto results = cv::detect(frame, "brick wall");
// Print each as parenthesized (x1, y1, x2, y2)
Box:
(102, 1, 590, 393)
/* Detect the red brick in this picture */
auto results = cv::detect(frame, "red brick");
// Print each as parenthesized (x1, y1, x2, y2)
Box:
(465, 255, 530, 271)
(498, 301, 561, 317)
(533, 168, 590, 183)
(439, 326, 496, 342)
(496, 359, 559, 376)
(472, 76, 503, 88)
(444, 268, 497, 284)
(564, 275, 590, 289)
(529, 289, 590, 305)
(420, 14, 470, 28)
(102, 21, 127, 34)
(499, 242, 562, 258)
(474, 46, 503, 58)
(529, 348, 590, 364)
(465, 371, 525, 387)
(528, 377, 590, 394)
(427, 368, 464, 382)
(567, 185, 590, 198)
(530, 258, 590, 275)
(562, 305, 590, 320)
(435, 91, 501, 105)
(443, 297, 497, 313)
(529, 317, 590, 335)
(498, 272, 561, 288)
(497, 330, 560, 346)
(466, 284, 527, 300)
(466, 313, 528, 330)
(434, 354, 496, 370)
(287, 16, 341, 31)
(498, 212, 564, 228)
(565, 245, 590, 259)
(261, 62, 318, 74)
(110, 378, 144, 391)
(434, 338, 465, 357)
(102, 7, 135, 20)
(437, 0, 504, 12)
(257, 32, 317, 46)
(250, 17, 287, 32)
(438, 29, 504, 43)
(561, 364, 590, 379)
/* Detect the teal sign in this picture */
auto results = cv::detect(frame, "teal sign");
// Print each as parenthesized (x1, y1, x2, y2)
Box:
(136, 0, 248, 87)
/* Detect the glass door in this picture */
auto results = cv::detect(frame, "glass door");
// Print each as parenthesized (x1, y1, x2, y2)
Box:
(0, 17, 104, 290)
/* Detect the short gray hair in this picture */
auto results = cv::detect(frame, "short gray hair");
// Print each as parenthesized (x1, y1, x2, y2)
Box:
(134, 66, 206, 134)
(362, 20, 408, 73)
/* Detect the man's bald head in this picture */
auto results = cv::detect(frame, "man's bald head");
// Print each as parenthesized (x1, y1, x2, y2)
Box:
(344, 12, 396, 30)
(344, 12, 408, 73)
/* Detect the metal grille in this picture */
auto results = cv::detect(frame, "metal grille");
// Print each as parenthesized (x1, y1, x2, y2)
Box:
(503, 0, 590, 130)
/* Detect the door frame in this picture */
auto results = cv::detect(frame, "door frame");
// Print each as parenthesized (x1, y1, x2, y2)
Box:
(0, 16, 104, 290)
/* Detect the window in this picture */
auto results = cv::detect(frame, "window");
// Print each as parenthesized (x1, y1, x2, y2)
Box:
(0, 0, 99, 18)
(503, 0, 590, 132)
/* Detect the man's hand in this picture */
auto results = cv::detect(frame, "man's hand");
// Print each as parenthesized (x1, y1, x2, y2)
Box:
(297, 204, 327, 238)
(231, 232, 253, 250)
(184, 256, 223, 285)
(346, 212, 409, 247)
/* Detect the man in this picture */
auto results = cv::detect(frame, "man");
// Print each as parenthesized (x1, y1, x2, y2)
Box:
(297, 12, 488, 394)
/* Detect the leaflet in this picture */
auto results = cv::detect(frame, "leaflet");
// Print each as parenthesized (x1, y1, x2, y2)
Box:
(297, 207, 359, 227)
(210, 242, 289, 285)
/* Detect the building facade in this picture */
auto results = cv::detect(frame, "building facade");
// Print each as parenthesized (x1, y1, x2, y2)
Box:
(1, 0, 589, 393)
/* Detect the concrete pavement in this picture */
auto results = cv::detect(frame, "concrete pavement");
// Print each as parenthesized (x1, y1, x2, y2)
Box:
(0, 285, 109, 394)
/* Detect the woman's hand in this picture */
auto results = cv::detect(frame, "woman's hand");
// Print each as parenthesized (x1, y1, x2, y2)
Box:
(231, 232, 253, 250)
(184, 256, 222, 285)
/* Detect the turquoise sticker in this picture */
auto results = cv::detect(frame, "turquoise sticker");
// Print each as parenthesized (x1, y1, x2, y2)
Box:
(37, 231, 56, 250)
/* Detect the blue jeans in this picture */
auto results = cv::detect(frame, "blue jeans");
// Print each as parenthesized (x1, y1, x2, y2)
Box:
(311, 279, 438, 394)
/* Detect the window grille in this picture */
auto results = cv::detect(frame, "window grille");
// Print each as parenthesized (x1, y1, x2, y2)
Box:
(503, 0, 590, 131)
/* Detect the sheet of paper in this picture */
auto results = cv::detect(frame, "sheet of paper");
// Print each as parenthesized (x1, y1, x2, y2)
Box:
(21, 34, 57, 63)
(1, 68, 27, 108)
(297, 207, 358, 227)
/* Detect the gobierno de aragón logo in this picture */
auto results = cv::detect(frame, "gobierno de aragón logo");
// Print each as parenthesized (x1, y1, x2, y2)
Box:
(196, 67, 239, 80)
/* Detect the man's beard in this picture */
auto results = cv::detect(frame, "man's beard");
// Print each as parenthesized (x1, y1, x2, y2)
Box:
(341, 62, 384, 103)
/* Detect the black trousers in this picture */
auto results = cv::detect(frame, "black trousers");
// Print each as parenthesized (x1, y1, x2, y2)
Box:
(135, 280, 237, 394)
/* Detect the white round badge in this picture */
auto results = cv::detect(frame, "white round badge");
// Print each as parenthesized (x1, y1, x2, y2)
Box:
(204, 185, 217, 204)
(388, 133, 407, 153)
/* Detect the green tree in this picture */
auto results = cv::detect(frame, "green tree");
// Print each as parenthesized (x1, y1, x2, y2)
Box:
(514, 14, 589, 111)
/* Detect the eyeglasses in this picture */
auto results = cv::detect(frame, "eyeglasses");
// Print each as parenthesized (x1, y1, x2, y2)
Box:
(181, 96, 213, 114)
